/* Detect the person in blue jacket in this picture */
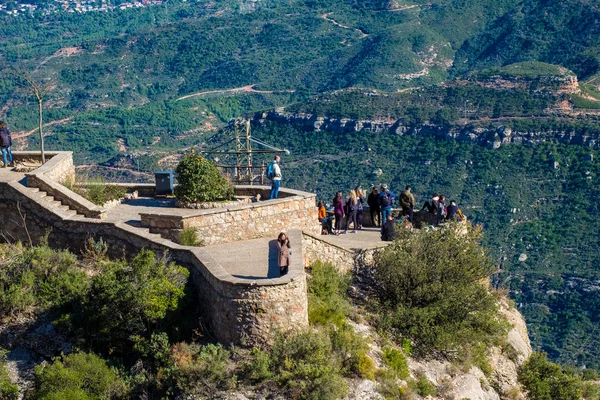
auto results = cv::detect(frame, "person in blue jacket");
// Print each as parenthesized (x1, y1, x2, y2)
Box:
(378, 184, 395, 223)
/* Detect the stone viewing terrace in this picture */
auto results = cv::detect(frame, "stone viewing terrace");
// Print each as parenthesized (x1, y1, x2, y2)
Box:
(0, 151, 392, 347)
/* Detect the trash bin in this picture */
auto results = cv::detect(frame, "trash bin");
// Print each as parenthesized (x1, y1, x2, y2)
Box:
(155, 171, 174, 196)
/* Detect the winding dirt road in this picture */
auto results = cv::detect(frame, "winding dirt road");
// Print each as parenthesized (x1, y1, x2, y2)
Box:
(176, 85, 295, 102)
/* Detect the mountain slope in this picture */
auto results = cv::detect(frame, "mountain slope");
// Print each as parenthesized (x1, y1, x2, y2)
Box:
(454, 0, 600, 79)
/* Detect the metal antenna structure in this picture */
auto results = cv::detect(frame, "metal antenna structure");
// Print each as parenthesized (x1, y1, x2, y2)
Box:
(204, 119, 289, 185)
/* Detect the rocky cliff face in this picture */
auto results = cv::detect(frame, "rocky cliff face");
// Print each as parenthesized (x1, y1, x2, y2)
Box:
(253, 109, 599, 148)
(405, 297, 532, 400)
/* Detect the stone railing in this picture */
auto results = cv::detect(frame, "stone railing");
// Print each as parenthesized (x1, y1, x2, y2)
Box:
(24, 151, 107, 219)
(140, 186, 319, 245)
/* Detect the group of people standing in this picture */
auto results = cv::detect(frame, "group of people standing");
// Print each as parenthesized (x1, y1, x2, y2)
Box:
(317, 184, 465, 237)
(329, 188, 367, 235)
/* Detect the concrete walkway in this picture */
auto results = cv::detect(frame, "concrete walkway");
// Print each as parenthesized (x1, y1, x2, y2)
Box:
(104, 197, 178, 224)
(203, 236, 284, 279)
(0, 167, 24, 183)
(315, 226, 391, 251)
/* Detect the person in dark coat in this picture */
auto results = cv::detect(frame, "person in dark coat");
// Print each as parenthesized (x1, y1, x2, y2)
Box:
(381, 215, 397, 242)
(446, 200, 459, 221)
(421, 193, 439, 214)
(0, 121, 14, 168)
(277, 231, 291, 276)
(399, 185, 415, 223)
(367, 187, 381, 227)
(332, 192, 345, 235)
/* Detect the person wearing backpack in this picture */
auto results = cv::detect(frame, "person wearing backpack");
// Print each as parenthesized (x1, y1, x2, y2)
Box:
(399, 185, 415, 223)
(344, 190, 359, 234)
(378, 184, 395, 223)
(268, 155, 282, 199)
(0, 121, 14, 168)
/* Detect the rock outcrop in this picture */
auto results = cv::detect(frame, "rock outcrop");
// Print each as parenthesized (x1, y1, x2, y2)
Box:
(252, 109, 599, 148)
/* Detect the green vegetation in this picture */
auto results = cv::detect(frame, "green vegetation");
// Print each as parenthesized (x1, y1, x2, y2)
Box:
(178, 227, 203, 247)
(79, 249, 189, 353)
(33, 352, 128, 400)
(478, 62, 575, 78)
(307, 260, 351, 327)
(381, 346, 409, 380)
(518, 352, 583, 400)
(0, 351, 18, 400)
(62, 175, 127, 206)
(0, 240, 88, 317)
(174, 151, 234, 203)
(374, 224, 508, 357)
(454, 0, 600, 79)
(411, 375, 438, 397)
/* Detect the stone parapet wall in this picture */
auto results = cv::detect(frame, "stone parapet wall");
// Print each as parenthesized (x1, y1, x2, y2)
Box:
(0, 180, 308, 347)
(23, 152, 107, 219)
(141, 186, 319, 245)
(302, 232, 356, 272)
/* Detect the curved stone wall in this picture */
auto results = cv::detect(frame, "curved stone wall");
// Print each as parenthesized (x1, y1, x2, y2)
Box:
(0, 152, 309, 347)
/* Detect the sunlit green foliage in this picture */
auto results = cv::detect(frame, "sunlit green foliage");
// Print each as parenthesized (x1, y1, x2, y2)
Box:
(0, 241, 88, 317)
(518, 352, 583, 400)
(33, 352, 128, 400)
(374, 224, 509, 356)
(80, 249, 189, 353)
(175, 151, 234, 202)
(0, 351, 18, 400)
(307, 261, 351, 327)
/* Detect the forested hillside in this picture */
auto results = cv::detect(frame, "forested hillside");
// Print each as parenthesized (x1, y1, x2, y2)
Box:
(454, 0, 600, 80)
(1, 0, 600, 375)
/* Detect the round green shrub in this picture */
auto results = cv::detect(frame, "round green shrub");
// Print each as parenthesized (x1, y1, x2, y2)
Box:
(33, 352, 127, 400)
(174, 151, 234, 203)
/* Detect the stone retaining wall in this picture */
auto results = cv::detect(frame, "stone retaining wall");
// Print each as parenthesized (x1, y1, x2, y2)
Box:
(0, 175, 308, 347)
(302, 232, 356, 272)
(24, 152, 106, 219)
(141, 186, 320, 245)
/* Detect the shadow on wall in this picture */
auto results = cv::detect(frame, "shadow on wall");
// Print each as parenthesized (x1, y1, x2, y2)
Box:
(231, 239, 281, 280)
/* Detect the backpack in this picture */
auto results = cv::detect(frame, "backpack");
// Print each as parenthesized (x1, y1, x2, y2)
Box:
(0, 129, 10, 148)
(380, 191, 391, 208)
(267, 161, 275, 179)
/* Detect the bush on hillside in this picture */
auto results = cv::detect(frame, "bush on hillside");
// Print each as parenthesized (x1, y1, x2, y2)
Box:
(307, 261, 351, 327)
(174, 151, 234, 203)
(33, 352, 127, 400)
(374, 223, 508, 357)
(79, 249, 189, 353)
(518, 352, 583, 400)
(0, 351, 18, 400)
(270, 329, 348, 400)
(0, 241, 88, 317)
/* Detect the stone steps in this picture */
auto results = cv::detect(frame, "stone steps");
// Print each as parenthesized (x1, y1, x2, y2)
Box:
(31, 188, 85, 218)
